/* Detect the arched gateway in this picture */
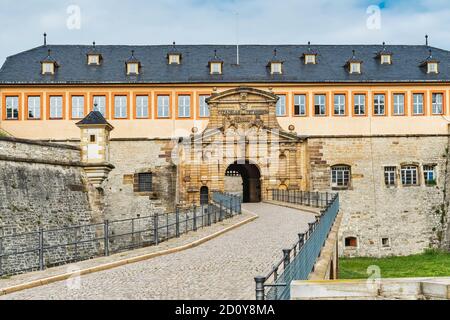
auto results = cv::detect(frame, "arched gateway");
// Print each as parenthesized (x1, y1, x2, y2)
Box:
(225, 160, 261, 203)
(173, 87, 308, 206)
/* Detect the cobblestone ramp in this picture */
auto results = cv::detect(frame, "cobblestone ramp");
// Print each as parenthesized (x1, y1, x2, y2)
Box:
(0, 203, 316, 300)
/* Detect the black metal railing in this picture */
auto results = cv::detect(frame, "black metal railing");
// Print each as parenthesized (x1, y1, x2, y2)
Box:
(270, 189, 332, 208)
(0, 193, 242, 277)
(255, 192, 340, 300)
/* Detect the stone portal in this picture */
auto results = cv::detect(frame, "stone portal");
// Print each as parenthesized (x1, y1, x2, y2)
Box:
(174, 87, 308, 206)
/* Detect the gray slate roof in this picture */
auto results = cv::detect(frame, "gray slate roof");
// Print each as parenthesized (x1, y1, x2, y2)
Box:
(0, 44, 449, 84)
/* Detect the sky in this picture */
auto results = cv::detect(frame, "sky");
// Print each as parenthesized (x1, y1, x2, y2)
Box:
(1, 0, 450, 63)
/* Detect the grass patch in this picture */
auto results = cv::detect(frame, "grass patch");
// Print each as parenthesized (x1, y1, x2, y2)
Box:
(339, 250, 450, 279)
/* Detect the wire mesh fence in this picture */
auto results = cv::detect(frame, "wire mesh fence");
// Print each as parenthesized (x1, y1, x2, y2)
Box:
(0, 193, 242, 277)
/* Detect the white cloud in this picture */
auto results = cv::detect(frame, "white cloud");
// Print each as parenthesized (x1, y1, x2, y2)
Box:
(1, 0, 450, 63)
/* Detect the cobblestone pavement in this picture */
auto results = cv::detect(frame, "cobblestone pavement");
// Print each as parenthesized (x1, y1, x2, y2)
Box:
(1, 203, 315, 300)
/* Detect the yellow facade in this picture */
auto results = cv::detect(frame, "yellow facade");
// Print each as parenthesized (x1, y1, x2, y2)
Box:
(1, 83, 450, 140)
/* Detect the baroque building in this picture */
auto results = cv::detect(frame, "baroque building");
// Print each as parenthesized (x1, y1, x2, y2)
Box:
(0, 42, 449, 257)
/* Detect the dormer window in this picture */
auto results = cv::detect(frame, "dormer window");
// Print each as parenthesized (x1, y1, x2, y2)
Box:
(42, 62, 55, 74)
(421, 50, 440, 74)
(40, 49, 58, 75)
(350, 62, 361, 74)
(167, 42, 182, 65)
(127, 63, 139, 75)
(210, 62, 222, 74)
(126, 50, 141, 75)
(88, 54, 101, 65)
(268, 49, 284, 75)
(380, 54, 391, 65)
(304, 54, 317, 65)
(303, 42, 318, 65)
(271, 62, 282, 74)
(169, 54, 181, 65)
(428, 62, 439, 74)
(208, 50, 223, 75)
(346, 50, 362, 74)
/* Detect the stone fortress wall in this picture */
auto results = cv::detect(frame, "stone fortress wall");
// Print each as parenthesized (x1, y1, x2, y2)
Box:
(308, 134, 450, 257)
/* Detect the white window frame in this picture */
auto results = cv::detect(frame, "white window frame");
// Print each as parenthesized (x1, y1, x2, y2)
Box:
(413, 93, 424, 115)
(71, 96, 85, 119)
(294, 94, 306, 116)
(114, 95, 128, 119)
(350, 63, 361, 74)
(334, 94, 346, 116)
(401, 166, 419, 186)
(381, 55, 391, 65)
(169, 54, 180, 65)
(428, 62, 438, 74)
(432, 93, 443, 115)
(93, 96, 106, 117)
(276, 95, 287, 116)
(178, 95, 191, 118)
(271, 63, 282, 74)
(42, 62, 54, 74)
(5, 96, 19, 120)
(354, 94, 366, 115)
(373, 94, 385, 115)
(384, 166, 396, 187)
(305, 55, 316, 64)
(27, 96, 41, 119)
(331, 165, 351, 189)
(88, 55, 100, 65)
(135, 95, 149, 119)
(199, 95, 210, 118)
(314, 94, 326, 116)
(210, 62, 222, 74)
(127, 63, 139, 75)
(49, 96, 63, 119)
(393, 94, 405, 115)
(157, 95, 170, 118)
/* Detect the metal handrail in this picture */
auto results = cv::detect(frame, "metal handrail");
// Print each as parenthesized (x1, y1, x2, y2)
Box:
(255, 191, 339, 300)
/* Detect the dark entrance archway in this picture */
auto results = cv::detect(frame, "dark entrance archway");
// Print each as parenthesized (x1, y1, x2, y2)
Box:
(200, 186, 209, 205)
(225, 161, 261, 203)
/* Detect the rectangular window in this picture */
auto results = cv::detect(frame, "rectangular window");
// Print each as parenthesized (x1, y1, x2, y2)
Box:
(276, 95, 286, 116)
(93, 96, 106, 117)
(353, 94, 366, 115)
(314, 94, 326, 116)
(27, 96, 41, 119)
(199, 95, 210, 118)
(373, 94, 385, 115)
(135, 95, 149, 119)
(423, 165, 436, 185)
(178, 95, 191, 118)
(413, 93, 424, 115)
(71, 96, 85, 119)
(334, 94, 346, 116)
(393, 94, 405, 115)
(331, 166, 351, 188)
(137, 173, 153, 192)
(401, 166, 418, 186)
(210, 63, 221, 74)
(114, 95, 128, 119)
(294, 94, 306, 116)
(49, 96, 63, 119)
(5, 96, 19, 120)
(384, 167, 396, 187)
(157, 95, 170, 118)
(432, 93, 444, 115)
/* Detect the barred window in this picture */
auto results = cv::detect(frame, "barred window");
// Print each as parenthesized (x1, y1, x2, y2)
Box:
(331, 165, 351, 188)
(423, 165, 436, 185)
(137, 173, 153, 192)
(401, 165, 418, 186)
(384, 167, 396, 186)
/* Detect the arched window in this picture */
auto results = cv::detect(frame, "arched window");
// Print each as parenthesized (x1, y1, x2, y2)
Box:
(331, 165, 351, 189)
(345, 237, 358, 248)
